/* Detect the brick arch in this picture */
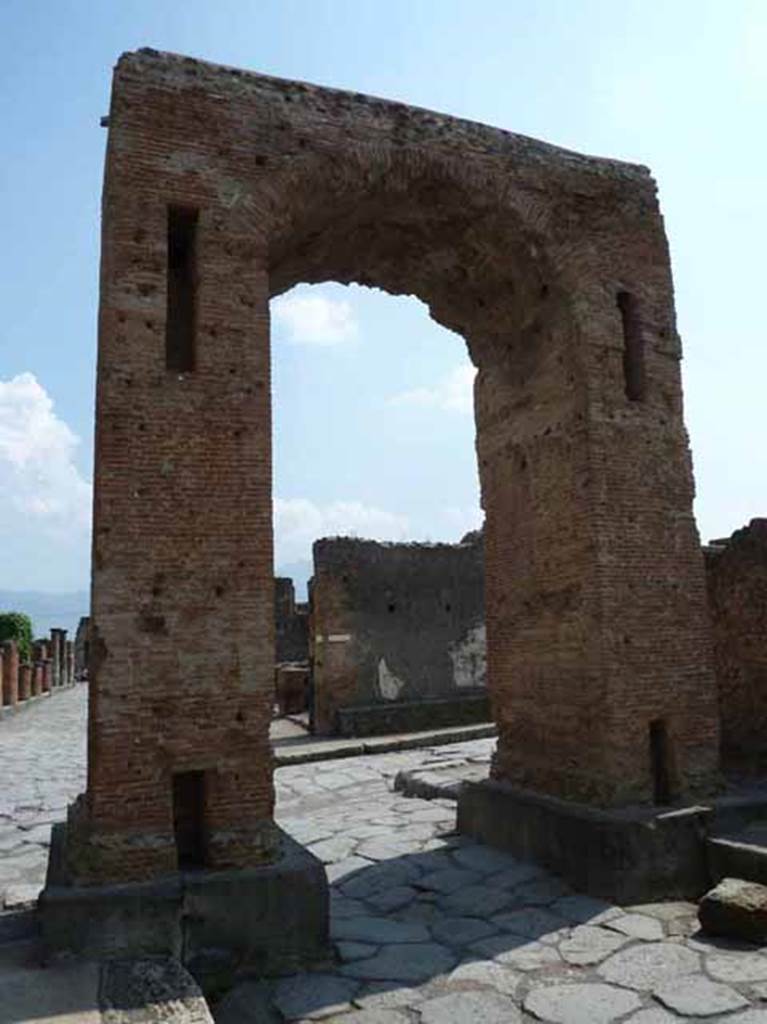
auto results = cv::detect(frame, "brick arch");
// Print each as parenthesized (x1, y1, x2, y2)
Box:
(69, 50, 720, 885)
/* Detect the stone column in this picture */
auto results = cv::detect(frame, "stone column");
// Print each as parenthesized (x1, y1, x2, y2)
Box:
(59, 630, 68, 684)
(2, 641, 19, 708)
(41, 658, 52, 694)
(49, 629, 64, 687)
(65, 641, 75, 686)
(18, 663, 32, 702)
(33, 641, 48, 697)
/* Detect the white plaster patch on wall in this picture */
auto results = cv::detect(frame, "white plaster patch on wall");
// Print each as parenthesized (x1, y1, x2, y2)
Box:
(449, 623, 487, 689)
(377, 657, 405, 701)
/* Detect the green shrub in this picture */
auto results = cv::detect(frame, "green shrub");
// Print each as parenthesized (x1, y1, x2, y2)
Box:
(0, 612, 34, 662)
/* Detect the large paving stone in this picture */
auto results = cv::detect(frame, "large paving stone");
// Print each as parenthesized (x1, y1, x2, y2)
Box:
(524, 982, 641, 1024)
(353, 982, 422, 1009)
(366, 887, 418, 913)
(356, 839, 419, 861)
(431, 916, 498, 946)
(617, 1008, 678, 1023)
(559, 926, 628, 966)
(333, 1010, 409, 1023)
(653, 974, 748, 1016)
(451, 845, 521, 875)
(272, 973, 360, 1020)
(417, 990, 521, 1023)
(339, 942, 456, 982)
(309, 836, 358, 864)
(552, 895, 620, 926)
(342, 862, 420, 899)
(512, 876, 570, 904)
(627, 900, 697, 922)
(699, 878, 767, 944)
(493, 907, 569, 942)
(705, 951, 767, 983)
(489, 863, 546, 890)
(605, 913, 664, 941)
(337, 941, 378, 962)
(471, 935, 561, 971)
(446, 959, 521, 996)
(327, 857, 372, 885)
(330, 894, 368, 918)
(441, 884, 513, 918)
(331, 915, 430, 944)
(417, 868, 481, 894)
(597, 942, 700, 990)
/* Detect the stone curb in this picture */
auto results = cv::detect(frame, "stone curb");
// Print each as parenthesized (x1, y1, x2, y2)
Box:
(393, 769, 465, 802)
(273, 723, 496, 767)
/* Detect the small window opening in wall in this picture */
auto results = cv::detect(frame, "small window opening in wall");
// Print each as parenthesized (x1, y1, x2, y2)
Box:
(166, 205, 198, 372)
(649, 719, 672, 805)
(617, 290, 646, 402)
(172, 770, 206, 869)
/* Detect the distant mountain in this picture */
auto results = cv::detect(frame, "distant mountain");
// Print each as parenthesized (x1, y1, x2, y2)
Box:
(0, 591, 88, 639)
(1, 567, 313, 639)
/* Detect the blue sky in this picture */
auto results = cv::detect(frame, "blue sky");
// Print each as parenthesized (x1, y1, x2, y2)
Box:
(1, 0, 765, 599)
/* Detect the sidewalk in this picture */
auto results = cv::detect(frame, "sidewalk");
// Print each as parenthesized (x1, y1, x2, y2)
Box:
(271, 720, 497, 766)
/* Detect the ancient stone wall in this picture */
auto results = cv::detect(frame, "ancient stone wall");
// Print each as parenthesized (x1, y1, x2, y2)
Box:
(274, 578, 309, 665)
(75, 48, 721, 886)
(705, 519, 767, 773)
(311, 534, 486, 735)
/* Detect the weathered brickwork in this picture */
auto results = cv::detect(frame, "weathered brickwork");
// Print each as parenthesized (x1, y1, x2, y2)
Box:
(705, 519, 767, 773)
(274, 578, 309, 665)
(311, 535, 486, 735)
(73, 47, 720, 885)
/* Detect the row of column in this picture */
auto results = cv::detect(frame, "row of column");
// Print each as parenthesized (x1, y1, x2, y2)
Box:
(0, 629, 78, 710)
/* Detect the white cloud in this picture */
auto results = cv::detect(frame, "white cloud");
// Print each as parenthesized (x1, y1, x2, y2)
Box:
(0, 373, 91, 538)
(438, 505, 484, 540)
(271, 288, 357, 345)
(390, 364, 476, 415)
(274, 497, 410, 565)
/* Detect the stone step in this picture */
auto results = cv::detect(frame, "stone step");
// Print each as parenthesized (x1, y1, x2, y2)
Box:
(707, 832, 767, 886)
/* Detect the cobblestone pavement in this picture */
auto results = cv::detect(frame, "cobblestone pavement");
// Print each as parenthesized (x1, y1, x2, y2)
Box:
(0, 686, 87, 908)
(4, 688, 767, 1022)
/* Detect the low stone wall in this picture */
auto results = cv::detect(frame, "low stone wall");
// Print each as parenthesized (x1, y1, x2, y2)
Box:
(336, 692, 491, 738)
(704, 518, 767, 773)
(310, 532, 486, 735)
(0, 627, 79, 719)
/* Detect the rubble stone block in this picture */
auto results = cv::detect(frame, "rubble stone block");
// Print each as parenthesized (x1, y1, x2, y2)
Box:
(699, 877, 767, 943)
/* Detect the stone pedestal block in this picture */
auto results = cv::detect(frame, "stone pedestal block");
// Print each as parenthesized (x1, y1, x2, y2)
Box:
(40, 823, 330, 993)
(457, 778, 713, 903)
